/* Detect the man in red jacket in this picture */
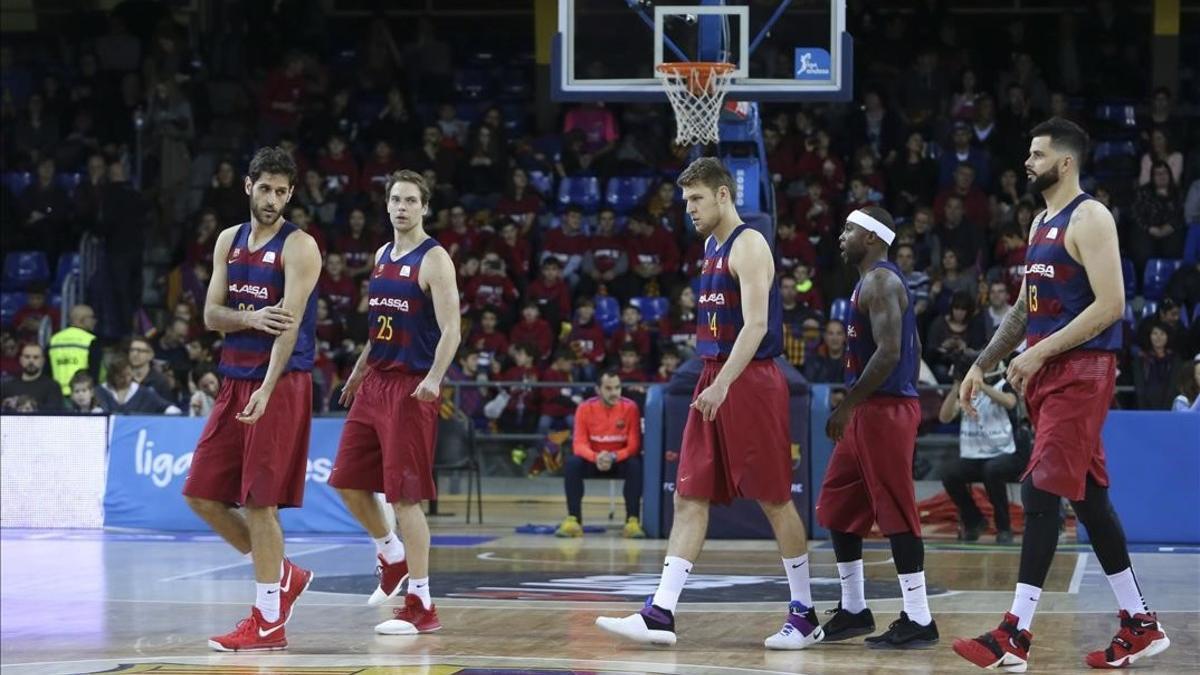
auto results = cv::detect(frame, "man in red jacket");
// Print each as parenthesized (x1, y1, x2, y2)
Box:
(556, 369, 644, 539)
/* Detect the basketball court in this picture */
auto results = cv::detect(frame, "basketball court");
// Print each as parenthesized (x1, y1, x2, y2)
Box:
(2, 498, 1198, 674)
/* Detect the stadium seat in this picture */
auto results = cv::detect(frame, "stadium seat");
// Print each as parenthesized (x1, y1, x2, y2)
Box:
(54, 172, 83, 196)
(1093, 103, 1137, 130)
(1142, 258, 1182, 301)
(0, 292, 26, 328)
(498, 69, 532, 100)
(1184, 223, 1200, 265)
(557, 176, 602, 211)
(1122, 258, 1136, 299)
(454, 69, 493, 101)
(2, 251, 51, 289)
(630, 296, 669, 325)
(1092, 140, 1137, 178)
(1193, 304, 1200, 327)
(527, 169, 554, 197)
(54, 253, 80, 288)
(500, 103, 527, 136)
(829, 297, 852, 324)
(2, 171, 33, 196)
(1122, 304, 1135, 328)
(594, 295, 621, 336)
(1141, 301, 1158, 322)
(605, 176, 654, 214)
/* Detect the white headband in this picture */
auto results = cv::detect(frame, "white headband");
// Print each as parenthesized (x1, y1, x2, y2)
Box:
(847, 209, 895, 246)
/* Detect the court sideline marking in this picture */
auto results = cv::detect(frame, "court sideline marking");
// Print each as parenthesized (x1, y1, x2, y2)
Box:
(158, 544, 345, 582)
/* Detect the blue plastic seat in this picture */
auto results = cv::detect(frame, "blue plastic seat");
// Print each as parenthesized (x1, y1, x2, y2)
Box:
(54, 253, 80, 288)
(630, 296, 670, 325)
(1093, 103, 1138, 130)
(594, 295, 621, 336)
(2, 251, 51, 289)
(829, 298, 852, 324)
(54, 172, 83, 196)
(454, 69, 493, 101)
(527, 170, 555, 197)
(1, 171, 33, 196)
(557, 176, 602, 212)
(1142, 259, 1182, 301)
(605, 176, 655, 214)
(1183, 223, 1200, 265)
(1140, 301, 1158, 321)
(1122, 304, 1135, 328)
(0, 292, 26, 328)
(1121, 258, 1136, 299)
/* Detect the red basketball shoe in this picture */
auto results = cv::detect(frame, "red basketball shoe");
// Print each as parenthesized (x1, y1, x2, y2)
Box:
(368, 553, 409, 606)
(374, 594, 442, 635)
(280, 558, 313, 624)
(1085, 610, 1170, 669)
(953, 612, 1032, 672)
(207, 607, 287, 652)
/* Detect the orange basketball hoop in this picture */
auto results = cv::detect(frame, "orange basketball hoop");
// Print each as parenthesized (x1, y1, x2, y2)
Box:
(655, 62, 737, 145)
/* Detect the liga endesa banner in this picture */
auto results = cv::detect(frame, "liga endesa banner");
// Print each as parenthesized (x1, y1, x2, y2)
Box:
(104, 416, 361, 532)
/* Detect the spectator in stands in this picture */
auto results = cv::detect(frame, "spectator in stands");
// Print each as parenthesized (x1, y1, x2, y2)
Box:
(319, 253, 357, 315)
(778, 274, 806, 330)
(1171, 359, 1200, 412)
(645, 181, 685, 234)
(14, 92, 60, 163)
(359, 139, 399, 195)
(335, 208, 374, 279)
(1138, 129, 1184, 187)
(202, 160, 246, 227)
(1131, 160, 1186, 271)
(792, 262, 824, 314)
(1132, 322, 1185, 410)
(803, 319, 848, 384)
(1, 343, 63, 410)
(556, 369, 644, 538)
(315, 296, 343, 348)
(467, 308, 509, 364)
(496, 167, 543, 234)
(154, 317, 192, 376)
(847, 88, 903, 165)
(127, 336, 173, 399)
(939, 194, 984, 270)
(371, 87, 418, 150)
(624, 210, 680, 297)
(1185, 178, 1200, 224)
(0, 332, 19, 379)
(146, 77, 194, 226)
(926, 291, 985, 383)
(73, 153, 108, 234)
(894, 243, 932, 321)
(937, 360, 1025, 544)
(540, 206, 589, 287)
(406, 125, 459, 191)
(580, 211, 630, 301)
(938, 123, 992, 189)
(510, 301, 554, 364)
(12, 286, 54, 343)
(995, 83, 1042, 171)
(464, 253, 519, 319)
(845, 174, 879, 214)
(539, 349, 580, 433)
(460, 125, 507, 206)
(17, 157, 72, 258)
(981, 280, 1012, 341)
(971, 94, 1002, 160)
(898, 50, 944, 132)
(95, 160, 148, 335)
(188, 366, 220, 417)
(258, 51, 306, 142)
(67, 370, 104, 413)
(655, 347, 682, 383)
(95, 356, 180, 414)
(609, 304, 651, 359)
(993, 223, 1029, 299)
(494, 221, 532, 286)
(888, 131, 938, 219)
(660, 284, 697, 358)
(936, 163, 991, 231)
(184, 209, 219, 268)
(490, 343, 539, 432)
(527, 256, 571, 327)
(796, 129, 846, 199)
(990, 168, 1025, 230)
(566, 297, 606, 382)
(615, 345, 648, 403)
(296, 169, 339, 227)
(931, 248, 978, 315)
(775, 218, 818, 274)
(438, 204, 481, 263)
(1166, 260, 1200, 310)
(48, 304, 99, 395)
(563, 101, 618, 158)
(1137, 298, 1188, 355)
(444, 348, 490, 429)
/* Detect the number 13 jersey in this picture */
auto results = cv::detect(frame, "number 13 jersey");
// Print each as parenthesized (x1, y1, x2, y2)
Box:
(1024, 193, 1121, 352)
(367, 238, 443, 373)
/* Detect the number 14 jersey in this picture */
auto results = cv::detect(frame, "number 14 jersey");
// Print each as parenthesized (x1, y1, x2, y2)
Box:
(367, 238, 443, 374)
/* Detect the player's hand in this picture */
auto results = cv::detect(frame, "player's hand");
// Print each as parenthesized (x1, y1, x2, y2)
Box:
(691, 381, 728, 422)
(411, 376, 441, 402)
(1007, 347, 1047, 396)
(339, 367, 367, 407)
(236, 387, 271, 425)
(825, 402, 853, 442)
(958, 364, 985, 419)
(247, 305, 295, 335)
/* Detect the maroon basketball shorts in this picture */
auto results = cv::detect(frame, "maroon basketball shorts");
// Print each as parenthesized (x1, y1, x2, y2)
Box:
(677, 358, 793, 505)
(183, 371, 312, 508)
(329, 369, 439, 503)
(816, 395, 922, 537)
(1022, 350, 1115, 500)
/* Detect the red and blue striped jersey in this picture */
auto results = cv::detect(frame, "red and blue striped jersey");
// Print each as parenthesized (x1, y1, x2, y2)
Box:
(218, 221, 317, 380)
(845, 260, 919, 398)
(695, 224, 783, 361)
(367, 238, 443, 373)
(1024, 193, 1122, 352)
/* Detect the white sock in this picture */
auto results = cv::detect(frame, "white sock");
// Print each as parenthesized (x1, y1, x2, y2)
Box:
(836, 560, 867, 613)
(1010, 583, 1041, 631)
(243, 551, 254, 561)
(1106, 568, 1148, 615)
(408, 577, 431, 609)
(782, 554, 813, 607)
(651, 556, 692, 612)
(898, 571, 932, 626)
(255, 582, 281, 622)
(374, 532, 406, 563)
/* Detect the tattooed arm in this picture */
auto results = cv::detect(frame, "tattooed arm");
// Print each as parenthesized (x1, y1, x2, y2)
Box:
(974, 286, 1028, 372)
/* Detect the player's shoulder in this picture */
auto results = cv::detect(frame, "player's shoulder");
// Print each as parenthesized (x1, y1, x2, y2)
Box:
(861, 264, 906, 299)
(732, 225, 770, 249)
(1073, 197, 1116, 224)
(215, 224, 243, 244)
(282, 226, 322, 258)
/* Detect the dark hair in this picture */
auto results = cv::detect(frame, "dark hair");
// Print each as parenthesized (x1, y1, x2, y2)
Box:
(107, 355, 132, 382)
(69, 369, 94, 388)
(1028, 116, 1090, 166)
(950, 291, 975, 313)
(857, 205, 896, 236)
(894, 243, 915, 257)
(676, 156, 736, 197)
(598, 368, 621, 385)
(1178, 361, 1199, 403)
(618, 344, 639, 356)
(128, 335, 153, 352)
(385, 169, 431, 205)
(247, 146, 298, 186)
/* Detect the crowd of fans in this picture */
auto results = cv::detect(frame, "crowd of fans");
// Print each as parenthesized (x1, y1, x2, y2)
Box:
(2, 2, 1199, 422)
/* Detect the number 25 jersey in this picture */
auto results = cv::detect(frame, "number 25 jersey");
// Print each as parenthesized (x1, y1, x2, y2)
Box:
(367, 238, 443, 373)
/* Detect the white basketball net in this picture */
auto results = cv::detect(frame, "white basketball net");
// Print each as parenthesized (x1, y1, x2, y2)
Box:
(657, 63, 736, 146)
